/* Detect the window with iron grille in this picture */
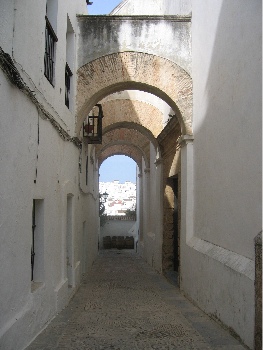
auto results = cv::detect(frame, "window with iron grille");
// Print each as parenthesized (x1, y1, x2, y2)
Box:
(31, 199, 44, 289)
(31, 200, 36, 281)
(65, 63, 72, 108)
(44, 16, 58, 85)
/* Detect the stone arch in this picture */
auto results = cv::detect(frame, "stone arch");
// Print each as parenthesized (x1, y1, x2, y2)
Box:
(97, 127, 151, 169)
(77, 52, 192, 135)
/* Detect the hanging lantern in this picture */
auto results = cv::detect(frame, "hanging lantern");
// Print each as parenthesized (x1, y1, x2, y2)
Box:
(83, 104, 104, 144)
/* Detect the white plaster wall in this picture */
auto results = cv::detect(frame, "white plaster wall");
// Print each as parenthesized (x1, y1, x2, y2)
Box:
(0, 79, 82, 349)
(100, 220, 137, 248)
(192, 0, 261, 260)
(149, 143, 163, 272)
(9, 0, 87, 136)
(78, 16, 191, 74)
(140, 143, 163, 272)
(0, 0, 15, 53)
(0, 1, 100, 349)
(111, 0, 192, 16)
(179, 0, 262, 347)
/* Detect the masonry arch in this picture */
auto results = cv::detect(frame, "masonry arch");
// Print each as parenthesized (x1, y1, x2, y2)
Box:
(102, 122, 159, 152)
(97, 126, 153, 170)
(76, 52, 192, 136)
(99, 99, 164, 137)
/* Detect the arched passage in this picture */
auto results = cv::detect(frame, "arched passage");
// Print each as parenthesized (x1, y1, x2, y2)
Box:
(102, 122, 159, 152)
(78, 52, 192, 273)
(76, 52, 192, 135)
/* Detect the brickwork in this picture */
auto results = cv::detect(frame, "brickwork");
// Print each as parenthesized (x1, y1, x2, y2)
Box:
(76, 52, 192, 135)
(100, 99, 164, 137)
(158, 119, 182, 272)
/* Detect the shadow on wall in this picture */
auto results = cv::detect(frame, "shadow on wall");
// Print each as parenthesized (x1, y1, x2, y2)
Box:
(192, 0, 262, 261)
(190, 0, 261, 348)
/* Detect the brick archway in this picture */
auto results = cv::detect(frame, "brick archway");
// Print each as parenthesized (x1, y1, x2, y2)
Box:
(103, 121, 159, 151)
(77, 52, 192, 135)
(97, 125, 153, 169)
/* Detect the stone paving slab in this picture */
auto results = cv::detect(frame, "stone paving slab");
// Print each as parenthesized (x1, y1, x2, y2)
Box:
(25, 250, 248, 350)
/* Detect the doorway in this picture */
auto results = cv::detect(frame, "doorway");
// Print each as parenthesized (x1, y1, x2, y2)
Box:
(172, 177, 179, 272)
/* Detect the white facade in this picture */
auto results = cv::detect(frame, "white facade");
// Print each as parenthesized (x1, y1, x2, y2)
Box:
(0, 1, 100, 349)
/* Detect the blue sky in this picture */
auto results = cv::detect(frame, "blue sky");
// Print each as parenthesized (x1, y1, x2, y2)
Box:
(99, 156, 137, 183)
(88, 0, 122, 15)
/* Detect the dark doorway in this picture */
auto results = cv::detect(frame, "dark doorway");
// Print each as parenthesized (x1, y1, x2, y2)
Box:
(172, 177, 179, 272)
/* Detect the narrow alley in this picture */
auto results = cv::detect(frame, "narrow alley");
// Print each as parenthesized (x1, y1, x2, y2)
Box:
(25, 251, 246, 350)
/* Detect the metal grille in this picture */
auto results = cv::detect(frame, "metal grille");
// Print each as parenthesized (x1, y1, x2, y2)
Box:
(65, 63, 72, 108)
(44, 16, 57, 85)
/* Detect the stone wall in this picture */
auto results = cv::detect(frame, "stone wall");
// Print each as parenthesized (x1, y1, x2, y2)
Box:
(158, 118, 181, 272)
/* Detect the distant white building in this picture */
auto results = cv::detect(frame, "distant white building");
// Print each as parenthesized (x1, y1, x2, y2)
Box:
(100, 180, 136, 215)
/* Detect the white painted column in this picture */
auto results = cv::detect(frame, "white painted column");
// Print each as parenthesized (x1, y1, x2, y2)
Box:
(137, 172, 143, 244)
(143, 167, 150, 233)
(154, 157, 163, 272)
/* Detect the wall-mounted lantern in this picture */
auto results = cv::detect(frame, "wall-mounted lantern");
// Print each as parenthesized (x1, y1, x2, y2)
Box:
(83, 104, 104, 144)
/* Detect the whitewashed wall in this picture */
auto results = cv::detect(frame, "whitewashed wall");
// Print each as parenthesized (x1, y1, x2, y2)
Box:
(0, 1, 100, 349)
(100, 220, 137, 249)
(111, 0, 192, 16)
(179, 0, 261, 348)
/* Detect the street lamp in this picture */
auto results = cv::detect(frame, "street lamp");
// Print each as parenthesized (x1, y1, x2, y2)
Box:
(101, 192, 109, 202)
(99, 192, 109, 216)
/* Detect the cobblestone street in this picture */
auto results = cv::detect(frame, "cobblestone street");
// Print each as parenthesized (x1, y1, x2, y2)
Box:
(26, 251, 247, 350)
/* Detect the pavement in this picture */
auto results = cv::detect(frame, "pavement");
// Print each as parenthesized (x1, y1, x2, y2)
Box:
(25, 250, 248, 350)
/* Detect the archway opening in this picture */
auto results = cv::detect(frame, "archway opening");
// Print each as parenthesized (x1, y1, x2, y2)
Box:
(99, 155, 138, 251)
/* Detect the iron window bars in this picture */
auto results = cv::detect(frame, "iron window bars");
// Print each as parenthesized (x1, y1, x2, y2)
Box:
(65, 63, 72, 108)
(44, 16, 58, 85)
(31, 200, 36, 281)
